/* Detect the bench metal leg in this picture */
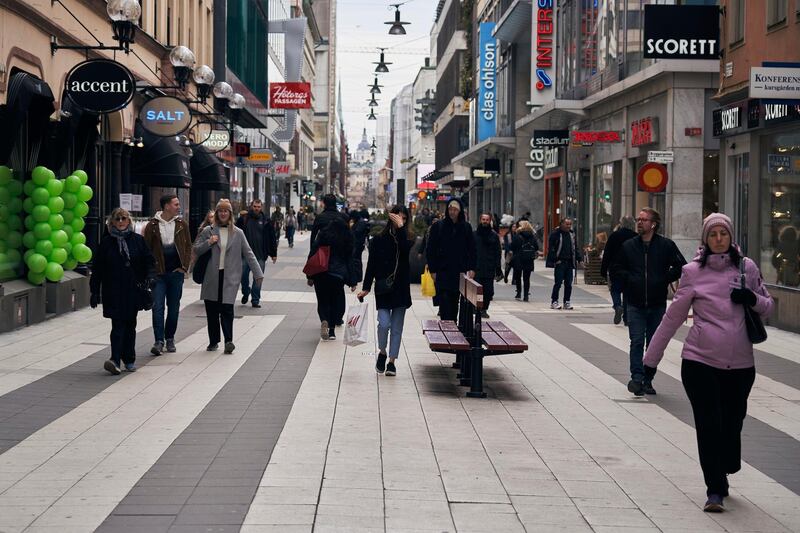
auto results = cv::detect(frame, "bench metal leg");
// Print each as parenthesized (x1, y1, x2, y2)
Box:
(458, 349, 471, 386)
(453, 352, 462, 369)
(466, 348, 486, 398)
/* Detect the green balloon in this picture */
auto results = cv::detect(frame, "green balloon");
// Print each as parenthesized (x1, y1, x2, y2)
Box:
(33, 222, 52, 240)
(61, 210, 74, 224)
(73, 202, 89, 218)
(70, 231, 86, 246)
(31, 187, 50, 205)
(44, 261, 63, 282)
(23, 179, 35, 197)
(8, 198, 22, 214)
(73, 243, 92, 263)
(0, 252, 8, 267)
(49, 247, 67, 265)
(6, 231, 21, 249)
(64, 175, 81, 193)
(62, 192, 77, 209)
(62, 242, 72, 255)
(27, 270, 45, 285)
(7, 215, 20, 231)
(48, 214, 64, 230)
(6, 248, 21, 265)
(73, 169, 89, 185)
(77, 185, 93, 202)
(34, 239, 53, 257)
(32, 166, 54, 186)
(27, 252, 47, 273)
(7, 180, 22, 197)
(70, 217, 84, 232)
(23, 249, 34, 263)
(0, 187, 9, 204)
(24, 215, 35, 231)
(50, 229, 68, 248)
(22, 231, 37, 249)
(0, 221, 7, 239)
(0, 241, 5, 253)
(0, 204, 8, 221)
(47, 196, 65, 214)
(22, 197, 34, 214)
(63, 257, 78, 271)
(0, 165, 11, 185)
(32, 205, 50, 222)
(62, 225, 73, 240)
(46, 179, 64, 197)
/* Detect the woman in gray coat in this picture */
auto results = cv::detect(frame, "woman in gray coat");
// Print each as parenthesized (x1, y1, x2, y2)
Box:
(194, 199, 263, 353)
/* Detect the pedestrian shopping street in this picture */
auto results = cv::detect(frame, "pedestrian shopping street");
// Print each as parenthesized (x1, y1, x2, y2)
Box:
(0, 234, 799, 533)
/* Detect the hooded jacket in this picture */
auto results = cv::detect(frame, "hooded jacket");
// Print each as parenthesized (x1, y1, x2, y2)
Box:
(474, 224, 501, 279)
(235, 210, 278, 262)
(425, 198, 477, 291)
(644, 251, 773, 371)
(143, 212, 191, 275)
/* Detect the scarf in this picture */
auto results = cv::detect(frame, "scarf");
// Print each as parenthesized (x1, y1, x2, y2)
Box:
(109, 226, 133, 261)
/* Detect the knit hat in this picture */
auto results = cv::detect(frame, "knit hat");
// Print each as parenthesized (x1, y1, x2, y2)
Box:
(702, 213, 733, 245)
(215, 198, 232, 212)
(447, 199, 461, 211)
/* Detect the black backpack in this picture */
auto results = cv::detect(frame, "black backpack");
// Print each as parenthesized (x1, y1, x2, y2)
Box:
(520, 239, 537, 265)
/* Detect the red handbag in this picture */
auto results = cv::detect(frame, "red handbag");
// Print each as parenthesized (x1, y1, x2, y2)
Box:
(303, 245, 330, 277)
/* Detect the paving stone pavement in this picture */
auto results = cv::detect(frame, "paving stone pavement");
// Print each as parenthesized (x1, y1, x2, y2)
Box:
(0, 230, 799, 532)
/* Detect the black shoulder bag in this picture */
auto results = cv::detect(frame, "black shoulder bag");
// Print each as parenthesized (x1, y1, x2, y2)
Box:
(192, 230, 213, 284)
(374, 236, 400, 296)
(740, 258, 767, 344)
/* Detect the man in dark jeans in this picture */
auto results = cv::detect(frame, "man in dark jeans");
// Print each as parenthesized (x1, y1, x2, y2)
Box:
(143, 194, 192, 355)
(546, 218, 583, 310)
(614, 207, 686, 396)
(236, 199, 277, 308)
(473, 213, 501, 318)
(601, 215, 637, 325)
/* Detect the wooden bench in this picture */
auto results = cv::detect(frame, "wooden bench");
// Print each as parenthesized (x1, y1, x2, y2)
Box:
(422, 274, 529, 398)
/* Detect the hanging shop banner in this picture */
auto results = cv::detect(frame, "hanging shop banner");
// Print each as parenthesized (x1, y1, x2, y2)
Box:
(532, 130, 570, 146)
(637, 163, 669, 193)
(749, 66, 800, 100)
(630, 116, 659, 147)
(139, 96, 192, 137)
(531, 0, 556, 107)
(570, 130, 624, 145)
(643, 5, 719, 60)
(269, 82, 312, 109)
(477, 22, 497, 142)
(247, 148, 274, 164)
(64, 58, 135, 114)
(274, 161, 291, 177)
(200, 129, 231, 153)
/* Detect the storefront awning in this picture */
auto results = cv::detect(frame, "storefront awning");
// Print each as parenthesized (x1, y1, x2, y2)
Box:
(0, 71, 55, 165)
(131, 130, 191, 189)
(515, 100, 586, 132)
(450, 137, 515, 167)
(493, 0, 532, 43)
(190, 147, 228, 191)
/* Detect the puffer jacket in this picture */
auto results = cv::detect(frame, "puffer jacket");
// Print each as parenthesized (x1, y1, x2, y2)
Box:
(644, 252, 773, 371)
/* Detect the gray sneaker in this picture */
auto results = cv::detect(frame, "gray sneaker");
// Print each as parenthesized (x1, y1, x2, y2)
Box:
(224, 342, 235, 354)
(563, 301, 574, 310)
(320, 320, 330, 340)
(150, 341, 164, 356)
(165, 339, 176, 353)
(104, 359, 121, 375)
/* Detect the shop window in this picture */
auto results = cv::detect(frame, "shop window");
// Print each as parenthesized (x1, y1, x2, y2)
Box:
(729, 0, 745, 44)
(767, 0, 788, 27)
(702, 151, 720, 218)
(760, 131, 800, 288)
(594, 163, 616, 246)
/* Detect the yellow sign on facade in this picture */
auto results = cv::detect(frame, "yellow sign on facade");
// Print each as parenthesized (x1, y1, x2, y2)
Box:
(247, 149, 274, 163)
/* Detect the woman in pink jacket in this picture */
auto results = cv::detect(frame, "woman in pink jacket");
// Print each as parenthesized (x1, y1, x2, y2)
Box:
(643, 213, 773, 513)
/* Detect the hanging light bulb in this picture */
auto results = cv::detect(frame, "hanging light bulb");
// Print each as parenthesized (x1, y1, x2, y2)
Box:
(370, 137, 377, 149)
(367, 109, 377, 120)
(213, 81, 234, 100)
(368, 77, 383, 94)
(228, 93, 246, 109)
(169, 45, 195, 88)
(373, 48, 391, 73)
(367, 94, 379, 107)
(385, 4, 410, 35)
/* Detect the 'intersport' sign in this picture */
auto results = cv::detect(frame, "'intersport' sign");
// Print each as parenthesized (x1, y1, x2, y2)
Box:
(64, 59, 135, 114)
(643, 5, 719, 60)
(531, 0, 556, 107)
(750, 67, 800, 100)
(477, 22, 497, 142)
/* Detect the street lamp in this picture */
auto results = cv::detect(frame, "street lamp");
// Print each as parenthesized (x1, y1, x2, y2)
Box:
(51, 0, 141, 54)
(192, 65, 215, 103)
(170, 45, 196, 89)
(373, 48, 391, 73)
(368, 77, 383, 94)
(386, 4, 410, 35)
(367, 109, 377, 120)
(367, 94, 379, 107)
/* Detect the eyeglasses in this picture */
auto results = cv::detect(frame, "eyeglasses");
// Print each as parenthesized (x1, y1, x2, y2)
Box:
(114, 216, 129, 222)
(635, 218, 652, 223)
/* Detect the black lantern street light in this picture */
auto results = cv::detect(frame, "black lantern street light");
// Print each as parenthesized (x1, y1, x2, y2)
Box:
(367, 109, 377, 120)
(368, 77, 384, 94)
(370, 137, 377, 149)
(374, 48, 391, 73)
(367, 94, 379, 107)
(386, 4, 410, 35)
(50, 0, 141, 54)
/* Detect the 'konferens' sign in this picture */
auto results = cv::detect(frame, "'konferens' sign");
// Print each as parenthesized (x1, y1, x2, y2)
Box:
(750, 67, 800, 100)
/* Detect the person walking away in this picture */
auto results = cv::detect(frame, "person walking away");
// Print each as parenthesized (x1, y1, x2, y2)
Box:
(601, 216, 637, 325)
(614, 207, 686, 396)
(236, 199, 277, 308)
(474, 213, 501, 317)
(546, 218, 583, 310)
(503, 222, 518, 283)
(349, 210, 370, 285)
(358, 205, 414, 376)
(510, 221, 540, 301)
(297, 209, 306, 234)
(194, 199, 263, 353)
(308, 211, 354, 340)
(643, 213, 773, 512)
(271, 205, 284, 240)
(91, 208, 156, 374)
(426, 198, 476, 321)
(285, 207, 297, 248)
(309, 194, 352, 328)
(143, 194, 192, 356)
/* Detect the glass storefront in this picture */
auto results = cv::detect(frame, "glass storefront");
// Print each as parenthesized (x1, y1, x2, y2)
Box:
(593, 162, 620, 245)
(760, 129, 800, 288)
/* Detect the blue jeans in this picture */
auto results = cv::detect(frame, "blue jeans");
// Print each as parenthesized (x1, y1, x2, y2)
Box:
(285, 226, 295, 246)
(627, 304, 666, 383)
(550, 263, 574, 303)
(152, 271, 184, 342)
(377, 307, 407, 359)
(610, 277, 626, 319)
(241, 258, 267, 304)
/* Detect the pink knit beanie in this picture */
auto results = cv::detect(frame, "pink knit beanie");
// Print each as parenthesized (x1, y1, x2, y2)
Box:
(702, 213, 733, 245)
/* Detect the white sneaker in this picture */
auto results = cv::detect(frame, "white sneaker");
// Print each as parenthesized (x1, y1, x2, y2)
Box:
(563, 301, 574, 310)
(551, 301, 561, 310)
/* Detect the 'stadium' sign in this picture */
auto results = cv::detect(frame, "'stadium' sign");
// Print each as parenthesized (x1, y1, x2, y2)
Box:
(139, 96, 192, 137)
(643, 5, 719, 60)
(532, 130, 570, 146)
(64, 59, 135, 114)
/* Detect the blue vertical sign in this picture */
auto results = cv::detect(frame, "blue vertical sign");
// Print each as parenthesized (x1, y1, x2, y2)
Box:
(478, 22, 497, 142)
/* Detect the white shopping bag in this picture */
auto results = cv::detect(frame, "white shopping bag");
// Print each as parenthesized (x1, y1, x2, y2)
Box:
(343, 301, 369, 347)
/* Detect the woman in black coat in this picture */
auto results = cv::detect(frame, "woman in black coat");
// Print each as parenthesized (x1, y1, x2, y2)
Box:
(309, 215, 355, 341)
(509, 221, 540, 302)
(358, 205, 414, 377)
(90, 208, 156, 375)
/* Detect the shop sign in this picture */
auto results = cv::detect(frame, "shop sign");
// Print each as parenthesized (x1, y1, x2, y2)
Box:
(269, 82, 312, 109)
(247, 148, 274, 163)
(642, 5, 719, 60)
(637, 162, 669, 193)
(570, 130, 624, 145)
(768, 154, 792, 174)
(477, 22, 497, 142)
(532, 129, 570, 146)
(750, 67, 800, 100)
(526, 136, 544, 180)
(544, 146, 559, 170)
(630, 117, 659, 147)
(713, 103, 743, 136)
(200, 129, 231, 153)
(531, 0, 556, 107)
(65, 59, 135, 114)
(139, 97, 191, 137)
(647, 150, 674, 164)
(685, 127, 702, 137)
(763, 102, 800, 125)
(235, 142, 251, 158)
(274, 161, 291, 177)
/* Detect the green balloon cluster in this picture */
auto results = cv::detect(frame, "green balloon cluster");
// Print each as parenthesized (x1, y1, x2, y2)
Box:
(0, 166, 24, 280)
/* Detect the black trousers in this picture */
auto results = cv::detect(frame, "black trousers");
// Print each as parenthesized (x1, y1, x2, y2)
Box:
(205, 270, 234, 344)
(681, 358, 755, 497)
(110, 318, 137, 365)
(476, 277, 495, 310)
(314, 273, 344, 332)
(514, 267, 532, 298)
(438, 289, 460, 321)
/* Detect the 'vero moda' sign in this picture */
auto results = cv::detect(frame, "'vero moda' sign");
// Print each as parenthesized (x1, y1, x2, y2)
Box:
(64, 59, 135, 114)
(531, 0, 556, 107)
(139, 96, 192, 137)
(643, 5, 719, 60)
(201, 130, 231, 153)
(269, 82, 312, 109)
(477, 22, 497, 142)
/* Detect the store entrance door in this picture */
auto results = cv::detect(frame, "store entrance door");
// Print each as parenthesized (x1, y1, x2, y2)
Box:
(544, 174, 561, 252)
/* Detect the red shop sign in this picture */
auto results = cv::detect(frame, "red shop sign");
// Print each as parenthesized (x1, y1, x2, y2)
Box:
(631, 117, 659, 147)
(571, 130, 624, 144)
(269, 82, 312, 109)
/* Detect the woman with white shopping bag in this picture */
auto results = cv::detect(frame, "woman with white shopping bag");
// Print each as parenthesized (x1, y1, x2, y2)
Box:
(357, 205, 414, 376)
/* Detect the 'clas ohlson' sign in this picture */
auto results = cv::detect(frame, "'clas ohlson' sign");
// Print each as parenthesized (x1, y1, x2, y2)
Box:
(477, 22, 497, 142)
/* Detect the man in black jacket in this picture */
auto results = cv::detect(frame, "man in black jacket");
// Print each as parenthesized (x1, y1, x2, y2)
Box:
(235, 199, 277, 308)
(614, 207, 686, 396)
(601, 215, 637, 325)
(546, 218, 583, 310)
(309, 194, 349, 248)
(474, 213, 502, 317)
(426, 198, 476, 321)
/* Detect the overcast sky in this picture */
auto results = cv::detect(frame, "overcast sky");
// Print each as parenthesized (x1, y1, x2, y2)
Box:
(336, 0, 436, 149)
